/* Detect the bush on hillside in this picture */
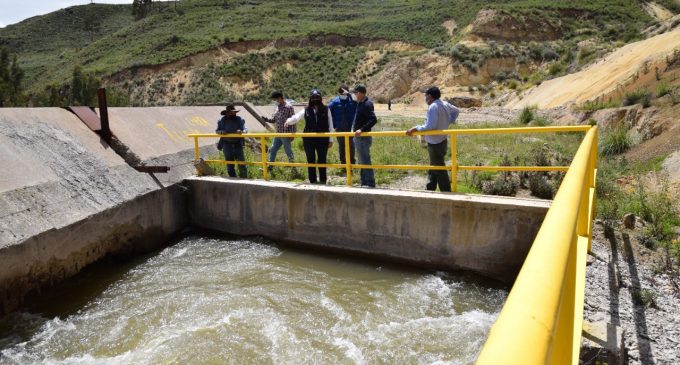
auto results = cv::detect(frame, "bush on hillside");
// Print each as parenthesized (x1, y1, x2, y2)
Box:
(599, 124, 632, 156)
(622, 89, 652, 108)
(517, 106, 536, 124)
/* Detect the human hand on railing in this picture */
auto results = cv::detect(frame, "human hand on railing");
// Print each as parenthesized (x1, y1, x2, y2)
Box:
(354, 129, 362, 137)
(236, 129, 243, 134)
(406, 127, 417, 136)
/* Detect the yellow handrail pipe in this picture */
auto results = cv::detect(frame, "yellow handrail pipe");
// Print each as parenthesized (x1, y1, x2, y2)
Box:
(476, 127, 598, 365)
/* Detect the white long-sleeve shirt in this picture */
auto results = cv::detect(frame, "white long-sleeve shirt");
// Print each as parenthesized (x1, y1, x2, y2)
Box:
(415, 100, 460, 144)
(286, 108, 333, 142)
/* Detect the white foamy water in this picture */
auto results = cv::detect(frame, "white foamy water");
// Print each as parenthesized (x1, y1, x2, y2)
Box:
(0, 236, 506, 364)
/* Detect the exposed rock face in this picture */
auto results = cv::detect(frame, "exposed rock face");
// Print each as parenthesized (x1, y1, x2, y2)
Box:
(469, 9, 564, 42)
(446, 96, 482, 108)
(367, 54, 520, 102)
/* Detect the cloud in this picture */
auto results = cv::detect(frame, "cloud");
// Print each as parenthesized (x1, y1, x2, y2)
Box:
(0, 22, 5, 28)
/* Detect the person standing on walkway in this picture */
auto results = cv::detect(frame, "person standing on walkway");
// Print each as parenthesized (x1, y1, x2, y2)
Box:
(388, 99, 392, 111)
(327, 84, 357, 171)
(285, 89, 333, 184)
(406, 86, 460, 192)
(352, 84, 377, 188)
(265, 91, 296, 171)
(216, 105, 248, 178)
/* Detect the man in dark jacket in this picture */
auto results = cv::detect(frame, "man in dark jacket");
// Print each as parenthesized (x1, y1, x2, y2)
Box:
(352, 84, 377, 187)
(327, 84, 357, 168)
(216, 105, 248, 178)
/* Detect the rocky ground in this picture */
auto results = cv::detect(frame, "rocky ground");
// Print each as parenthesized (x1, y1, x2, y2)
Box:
(583, 221, 680, 364)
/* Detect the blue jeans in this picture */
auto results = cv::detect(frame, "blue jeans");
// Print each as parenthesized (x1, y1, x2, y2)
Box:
(268, 137, 294, 163)
(355, 136, 375, 187)
(223, 143, 247, 178)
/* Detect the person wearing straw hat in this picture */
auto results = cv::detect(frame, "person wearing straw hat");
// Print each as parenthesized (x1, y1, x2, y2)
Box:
(216, 105, 248, 178)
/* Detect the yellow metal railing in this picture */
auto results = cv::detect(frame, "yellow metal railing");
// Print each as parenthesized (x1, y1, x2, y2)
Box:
(477, 126, 598, 365)
(188, 125, 598, 364)
(188, 125, 591, 191)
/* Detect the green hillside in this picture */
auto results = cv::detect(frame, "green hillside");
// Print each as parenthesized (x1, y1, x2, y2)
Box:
(0, 0, 670, 104)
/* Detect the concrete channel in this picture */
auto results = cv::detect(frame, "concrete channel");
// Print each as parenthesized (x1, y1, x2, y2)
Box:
(0, 106, 549, 316)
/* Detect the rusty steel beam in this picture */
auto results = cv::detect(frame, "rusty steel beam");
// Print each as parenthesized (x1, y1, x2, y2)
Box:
(97, 88, 112, 143)
(66, 106, 101, 131)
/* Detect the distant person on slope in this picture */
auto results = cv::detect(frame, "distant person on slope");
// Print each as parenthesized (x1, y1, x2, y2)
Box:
(285, 89, 333, 184)
(216, 105, 248, 178)
(406, 86, 460, 192)
(327, 84, 357, 172)
(265, 91, 296, 171)
(352, 84, 378, 188)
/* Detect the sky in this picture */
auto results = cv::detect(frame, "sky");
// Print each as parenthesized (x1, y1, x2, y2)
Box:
(0, 1, 132, 28)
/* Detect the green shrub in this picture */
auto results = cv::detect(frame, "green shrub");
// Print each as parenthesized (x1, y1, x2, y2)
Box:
(599, 124, 632, 155)
(548, 62, 564, 76)
(517, 106, 535, 124)
(528, 174, 555, 199)
(508, 80, 518, 90)
(622, 88, 652, 107)
(632, 288, 658, 309)
(575, 99, 619, 112)
(656, 82, 671, 98)
(482, 174, 520, 196)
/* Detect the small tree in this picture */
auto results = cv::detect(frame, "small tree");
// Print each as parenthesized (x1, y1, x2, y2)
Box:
(132, 0, 152, 20)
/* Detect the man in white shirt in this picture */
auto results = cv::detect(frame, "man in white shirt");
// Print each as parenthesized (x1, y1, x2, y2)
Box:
(406, 86, 460, 192)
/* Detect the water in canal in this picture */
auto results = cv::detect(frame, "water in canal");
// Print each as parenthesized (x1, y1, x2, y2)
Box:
(0, 236, 507, 364)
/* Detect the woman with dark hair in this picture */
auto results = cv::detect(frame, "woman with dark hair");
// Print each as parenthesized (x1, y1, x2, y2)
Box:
(285, 89, 333, 184)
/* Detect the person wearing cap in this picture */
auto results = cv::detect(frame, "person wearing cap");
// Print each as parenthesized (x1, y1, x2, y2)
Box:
(285, 89, 333, 184)
(351, 84, 377, 188)
(216, 105, 248, 178)
(266, 91, 296, 170)
(327, 84, 357, 170)
(406, 86, 460, 192)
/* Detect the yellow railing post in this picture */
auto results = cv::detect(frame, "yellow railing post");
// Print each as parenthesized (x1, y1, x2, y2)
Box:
(450, 132, 457, 192)
(193, 136, 199, 161)
(260, 136, 268, 180)
(345, 136, 352, 186)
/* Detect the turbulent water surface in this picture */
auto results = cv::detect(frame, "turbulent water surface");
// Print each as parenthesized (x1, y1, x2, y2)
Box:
(0, 236, 507, 364)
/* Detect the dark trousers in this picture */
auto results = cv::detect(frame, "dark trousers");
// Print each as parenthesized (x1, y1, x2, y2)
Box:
(303, 138, 329, 183)
(336, 136, 355, 165)
(223, 144, 247, 178)
(426, 140, 451, 192)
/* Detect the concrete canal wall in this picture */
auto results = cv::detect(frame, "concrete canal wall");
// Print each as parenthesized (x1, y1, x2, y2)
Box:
(185, 177, 550, 282)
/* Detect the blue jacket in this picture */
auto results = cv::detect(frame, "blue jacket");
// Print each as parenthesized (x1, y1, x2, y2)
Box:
(327, 96, 357, 132)
(216, 115, 246, 149)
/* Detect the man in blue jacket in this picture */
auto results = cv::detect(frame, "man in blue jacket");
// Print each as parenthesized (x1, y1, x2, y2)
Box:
(352, 84, 377, 188)
(216, 105, 248, 178)
(327, 84, 357, 169)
